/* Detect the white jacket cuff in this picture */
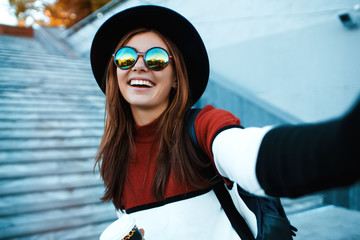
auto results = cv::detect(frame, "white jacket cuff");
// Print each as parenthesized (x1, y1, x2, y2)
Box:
(212, 126, 273, 196)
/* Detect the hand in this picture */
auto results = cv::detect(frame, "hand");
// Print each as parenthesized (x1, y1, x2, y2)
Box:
(140, 228, 145, 236)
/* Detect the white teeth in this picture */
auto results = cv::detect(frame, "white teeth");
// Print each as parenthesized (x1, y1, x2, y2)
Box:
(130, 80, 155, 87)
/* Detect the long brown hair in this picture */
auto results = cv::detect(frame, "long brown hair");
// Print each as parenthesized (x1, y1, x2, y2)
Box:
(95, 28, 210, 210)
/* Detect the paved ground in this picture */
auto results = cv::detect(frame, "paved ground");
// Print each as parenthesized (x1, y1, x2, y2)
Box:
(288, 205, 360, 240)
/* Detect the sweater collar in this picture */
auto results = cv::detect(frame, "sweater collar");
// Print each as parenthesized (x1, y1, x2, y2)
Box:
(134, 116, 161, 143)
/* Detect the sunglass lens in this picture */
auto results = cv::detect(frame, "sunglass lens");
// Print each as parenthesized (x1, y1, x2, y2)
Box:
(145, 48, 170, 71)
(114, 47, 137, 69)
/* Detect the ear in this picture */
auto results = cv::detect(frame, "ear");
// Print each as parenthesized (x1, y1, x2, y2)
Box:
(172, 78, 177, 88)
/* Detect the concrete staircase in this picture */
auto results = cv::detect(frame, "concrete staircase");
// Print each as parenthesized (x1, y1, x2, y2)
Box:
(0, 33, 117, 239)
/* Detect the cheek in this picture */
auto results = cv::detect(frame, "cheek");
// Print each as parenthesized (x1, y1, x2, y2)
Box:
(116, 69, 127, 89)
(165, 65, 176, 88)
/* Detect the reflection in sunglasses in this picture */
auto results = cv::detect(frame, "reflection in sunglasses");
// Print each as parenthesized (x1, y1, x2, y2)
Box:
(113, 47, 171, 71)
(116, 58, 136, 69)
(147, 58, 167, 70)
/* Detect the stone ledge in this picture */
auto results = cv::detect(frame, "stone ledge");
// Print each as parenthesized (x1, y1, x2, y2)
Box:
(0, 24, 33, 38)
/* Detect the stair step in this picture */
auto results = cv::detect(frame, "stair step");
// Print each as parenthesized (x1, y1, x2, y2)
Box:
(0, 86, 102, 97)
(0, 81, 99, 92)
(0, 113, 103, 121)
(0, 56, 90, 71)
(0, 93, 104, 106)
(0, 120, 103, 130)
(0, 97, 104, 108)
(0, 90, 105, 101)
(0, 106, 103, 114)
(0, 108, 104, 116)
(0, 75, 96, 87)
(0, 44, 86, 57)
(0, 83, 103, 97)
(0, 36, 46, 53)
(0, 49, 89, 64)
(0, 173, 102, 195)
(14, 221, 113, 240)
(0, 60, 90, 72)
(0, 137, 101, 151)
(0, 67, 93, 79)
(0, 67, 92, 77)
(0, 202, 116, 239)
(0, 128, 103, 139)
(0, 148, 98, 164)
(0, 186, 105, 216)
(0, 159, 96, 179)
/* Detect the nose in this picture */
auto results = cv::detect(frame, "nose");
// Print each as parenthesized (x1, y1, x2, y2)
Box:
(132, 53, 148, 72)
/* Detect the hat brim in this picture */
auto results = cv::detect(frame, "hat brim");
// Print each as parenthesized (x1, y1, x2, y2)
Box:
(90, 5, 209, 104)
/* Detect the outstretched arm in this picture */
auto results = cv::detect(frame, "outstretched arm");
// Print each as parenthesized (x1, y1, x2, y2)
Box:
(256, 98, 360, 197)
(199, 100, 359, 197)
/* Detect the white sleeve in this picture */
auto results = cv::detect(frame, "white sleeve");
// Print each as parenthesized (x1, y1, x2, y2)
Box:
(212, 126, 273, 196)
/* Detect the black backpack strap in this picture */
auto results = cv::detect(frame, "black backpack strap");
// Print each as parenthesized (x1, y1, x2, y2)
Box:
(185, 108, 256, 240)
(185, 108, 203, 154)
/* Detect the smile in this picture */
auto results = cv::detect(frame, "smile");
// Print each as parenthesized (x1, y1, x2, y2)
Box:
(129, 79, 155, 88)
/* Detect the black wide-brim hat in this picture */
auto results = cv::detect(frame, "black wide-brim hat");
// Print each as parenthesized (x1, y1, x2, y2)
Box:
(90, 5, 209, 104)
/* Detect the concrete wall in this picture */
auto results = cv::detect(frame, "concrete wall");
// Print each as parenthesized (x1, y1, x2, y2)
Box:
(209, 17, 360, 123)
(195, 72, 301, 127)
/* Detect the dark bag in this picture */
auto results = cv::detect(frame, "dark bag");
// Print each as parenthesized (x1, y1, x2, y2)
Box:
(186, 108, 297, 240)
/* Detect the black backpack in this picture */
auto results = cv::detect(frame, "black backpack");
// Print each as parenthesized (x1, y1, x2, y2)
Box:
(186, 108, 297, 240)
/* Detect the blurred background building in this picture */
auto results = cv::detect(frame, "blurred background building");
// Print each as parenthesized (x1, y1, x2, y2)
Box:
(1, 0, 360, 239)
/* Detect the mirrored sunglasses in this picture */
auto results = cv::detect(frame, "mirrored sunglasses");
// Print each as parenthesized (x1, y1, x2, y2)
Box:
(113, 46, 172, 71)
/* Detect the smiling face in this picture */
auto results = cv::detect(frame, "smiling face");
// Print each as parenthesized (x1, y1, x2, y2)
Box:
(116, 31, 176, 121)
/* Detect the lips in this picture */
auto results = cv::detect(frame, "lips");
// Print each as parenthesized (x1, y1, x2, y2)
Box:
(129, 79, 155, 88)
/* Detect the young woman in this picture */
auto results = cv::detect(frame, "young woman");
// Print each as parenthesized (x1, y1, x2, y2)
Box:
(90, 5, 360, 239)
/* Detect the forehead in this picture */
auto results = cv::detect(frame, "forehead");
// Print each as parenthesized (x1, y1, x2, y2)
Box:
(125, 31, 169, 51)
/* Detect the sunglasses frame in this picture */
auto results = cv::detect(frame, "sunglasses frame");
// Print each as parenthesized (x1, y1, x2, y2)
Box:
(113, 46, 173, 71)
